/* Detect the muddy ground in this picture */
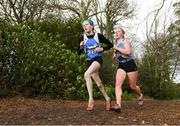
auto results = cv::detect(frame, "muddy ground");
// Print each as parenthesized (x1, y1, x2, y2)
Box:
(0, 98, 179, 125)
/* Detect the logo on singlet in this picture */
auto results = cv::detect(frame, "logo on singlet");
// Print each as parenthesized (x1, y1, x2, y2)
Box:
(84, 33, 101, 60)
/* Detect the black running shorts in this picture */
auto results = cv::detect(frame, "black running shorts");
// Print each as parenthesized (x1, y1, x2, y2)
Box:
(86, 57, 103, 69)
(118, 59, 138, 72)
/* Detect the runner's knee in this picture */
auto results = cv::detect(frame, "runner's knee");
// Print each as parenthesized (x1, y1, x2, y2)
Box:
(130, 84, 137, 90)
(84, 71, 91, 79)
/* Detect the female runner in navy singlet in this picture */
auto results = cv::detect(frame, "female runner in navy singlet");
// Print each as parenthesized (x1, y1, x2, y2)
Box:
(111, 27, 143, 112)
(77, 19, 113, 111)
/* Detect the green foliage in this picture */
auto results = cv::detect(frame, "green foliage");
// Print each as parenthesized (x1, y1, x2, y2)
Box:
(105, 84, 115, 99)
(139, 51, 179, 99)
(122, 90, 134, 100)
(0, 18, 87, 99)
(30, 17, 83, 52)
(1, 16, 179, 100)
(92, 83, 115, 100)
(100, 50, 116, 84)
(174, 84, 180, 98)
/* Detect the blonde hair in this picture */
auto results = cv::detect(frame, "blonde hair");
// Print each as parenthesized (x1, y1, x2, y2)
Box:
(114, 26, 125, 39)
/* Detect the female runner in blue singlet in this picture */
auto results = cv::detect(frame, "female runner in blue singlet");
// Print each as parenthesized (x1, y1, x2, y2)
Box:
(77, 19, 113, 111)
(111, 27, 143, 112)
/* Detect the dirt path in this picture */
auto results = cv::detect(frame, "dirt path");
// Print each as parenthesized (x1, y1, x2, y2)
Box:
(0, 98, 179, 125)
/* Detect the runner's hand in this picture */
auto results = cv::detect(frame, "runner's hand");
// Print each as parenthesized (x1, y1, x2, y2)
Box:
(95, 47, 103, 52)
(80, 41, 84, 49)
(112, 55, 116, 61)
(113, 45, 119, 51)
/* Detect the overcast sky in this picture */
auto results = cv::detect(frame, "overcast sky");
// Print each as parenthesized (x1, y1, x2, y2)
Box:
(130, 0, 175, 41)
(122, 0, 179, 83)
(133, 0, 180, 83)
(99, 0, 179, 83)
(99, 0, 175, 40)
